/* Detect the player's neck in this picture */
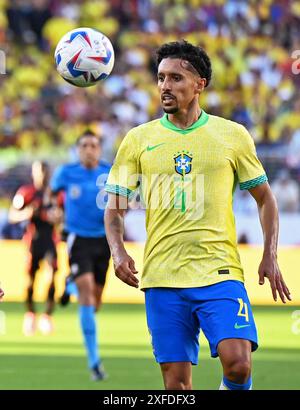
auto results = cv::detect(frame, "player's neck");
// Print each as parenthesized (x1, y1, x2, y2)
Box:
(81, 162, 98, 170)
(34, 182, 46, 190)
(167, 107, 202, 130)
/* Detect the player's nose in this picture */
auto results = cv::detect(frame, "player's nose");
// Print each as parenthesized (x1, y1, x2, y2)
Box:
(85, 145, 94, 154)
(161, 77, 171, 92)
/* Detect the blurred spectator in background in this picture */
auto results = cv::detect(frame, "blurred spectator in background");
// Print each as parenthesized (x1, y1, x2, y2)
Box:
(8, 161, 63, 336)
(6, 0, 52, 49)
(271, 169, 300, 212)
(0, 286, 4, 301)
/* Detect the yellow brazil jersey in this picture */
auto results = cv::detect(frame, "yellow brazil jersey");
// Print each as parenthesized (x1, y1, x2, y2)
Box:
(105, 110, 267, 289)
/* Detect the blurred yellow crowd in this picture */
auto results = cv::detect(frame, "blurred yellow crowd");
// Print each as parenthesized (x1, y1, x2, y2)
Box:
(0, 0, 299, 162)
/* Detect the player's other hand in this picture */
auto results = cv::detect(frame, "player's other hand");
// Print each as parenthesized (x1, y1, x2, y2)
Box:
(47, 207, 63, 224)
(258, 254, 291, 303)
(0, 288, 4, 301)
(113, 251, 139, 288)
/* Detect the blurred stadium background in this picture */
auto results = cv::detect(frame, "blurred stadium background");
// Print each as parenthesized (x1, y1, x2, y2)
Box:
(0, 0, 299, 390)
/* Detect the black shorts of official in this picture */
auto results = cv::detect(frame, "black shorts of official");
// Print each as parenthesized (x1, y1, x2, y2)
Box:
(67, 235, 111, 286)
(28, 235, 58, 276)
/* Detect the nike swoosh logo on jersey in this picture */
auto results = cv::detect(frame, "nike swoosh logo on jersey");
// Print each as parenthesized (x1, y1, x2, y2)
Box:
(234, 323, 251, 329)
(146, 143, 165, 151)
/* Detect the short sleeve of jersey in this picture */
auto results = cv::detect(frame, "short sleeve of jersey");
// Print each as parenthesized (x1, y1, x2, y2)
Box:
(12, 185, 35, 209)
(51, 166, 67, 193)
(105, 130, 140, 198)
(235, 124, 268, 190)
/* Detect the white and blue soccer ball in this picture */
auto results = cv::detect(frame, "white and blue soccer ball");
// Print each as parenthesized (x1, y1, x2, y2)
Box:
(54, 27, 115, 87)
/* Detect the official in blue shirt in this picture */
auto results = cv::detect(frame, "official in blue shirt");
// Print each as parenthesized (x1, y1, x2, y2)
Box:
(51, 130, 111, 381)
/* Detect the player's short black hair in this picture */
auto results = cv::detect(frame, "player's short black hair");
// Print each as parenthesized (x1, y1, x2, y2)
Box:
(156, 40, 212, 87)
(39, 161, 49, 170)
(76, 129, 102, 145)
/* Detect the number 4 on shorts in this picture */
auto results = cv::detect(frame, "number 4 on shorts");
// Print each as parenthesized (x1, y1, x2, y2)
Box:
(237, 298, 249, 322)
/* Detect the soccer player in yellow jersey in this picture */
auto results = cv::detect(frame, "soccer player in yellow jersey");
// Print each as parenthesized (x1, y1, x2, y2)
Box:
(104, 40, 291, 390)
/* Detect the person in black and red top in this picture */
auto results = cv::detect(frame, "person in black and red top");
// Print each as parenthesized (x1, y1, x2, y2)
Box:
(9, 161, 63, 336)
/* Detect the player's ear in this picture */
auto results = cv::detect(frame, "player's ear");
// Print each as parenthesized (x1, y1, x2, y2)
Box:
(196, 77, 206, 94)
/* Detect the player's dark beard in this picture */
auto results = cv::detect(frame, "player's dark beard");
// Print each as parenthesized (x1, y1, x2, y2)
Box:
(163, 106, 179, 114)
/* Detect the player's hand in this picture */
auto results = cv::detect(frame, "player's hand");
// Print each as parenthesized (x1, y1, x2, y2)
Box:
(258, 254, 291, 303)
(113, 251, 139, 288)
(0, 288, 4, 301)
(47, 207, 63, 224)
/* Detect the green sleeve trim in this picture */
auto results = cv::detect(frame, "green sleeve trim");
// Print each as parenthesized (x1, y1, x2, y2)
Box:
(240, 174, 268, 190)
(105, 184, 135, 199)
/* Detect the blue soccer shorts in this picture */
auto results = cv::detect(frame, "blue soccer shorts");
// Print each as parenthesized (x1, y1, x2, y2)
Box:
(144, 280, 258, 365)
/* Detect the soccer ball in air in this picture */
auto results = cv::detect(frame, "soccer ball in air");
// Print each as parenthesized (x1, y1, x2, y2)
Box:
(54, 27, 115, 87)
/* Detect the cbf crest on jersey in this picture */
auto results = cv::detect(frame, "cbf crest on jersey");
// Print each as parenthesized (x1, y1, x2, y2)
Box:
(174, 151, 193, 176)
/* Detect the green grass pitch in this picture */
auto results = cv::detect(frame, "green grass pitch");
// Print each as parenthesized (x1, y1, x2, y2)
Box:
(0, 303, 299, 390)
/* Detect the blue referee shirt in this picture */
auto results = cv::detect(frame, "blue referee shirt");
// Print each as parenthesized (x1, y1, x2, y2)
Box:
(51, 162, 111, 238)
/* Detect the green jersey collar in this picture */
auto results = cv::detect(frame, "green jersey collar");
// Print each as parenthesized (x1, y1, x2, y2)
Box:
(160, 109, 209, 134)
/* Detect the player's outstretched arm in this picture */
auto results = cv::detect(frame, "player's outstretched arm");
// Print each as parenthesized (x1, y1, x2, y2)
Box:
(8, 204, 34, 224)
(104, 193, 139, 288)
(249, 183, 291, 303)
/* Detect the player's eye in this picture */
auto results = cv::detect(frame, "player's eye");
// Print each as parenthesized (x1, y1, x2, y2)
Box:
(173, 75, 181, 82)
(157, 75, 164, 82)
